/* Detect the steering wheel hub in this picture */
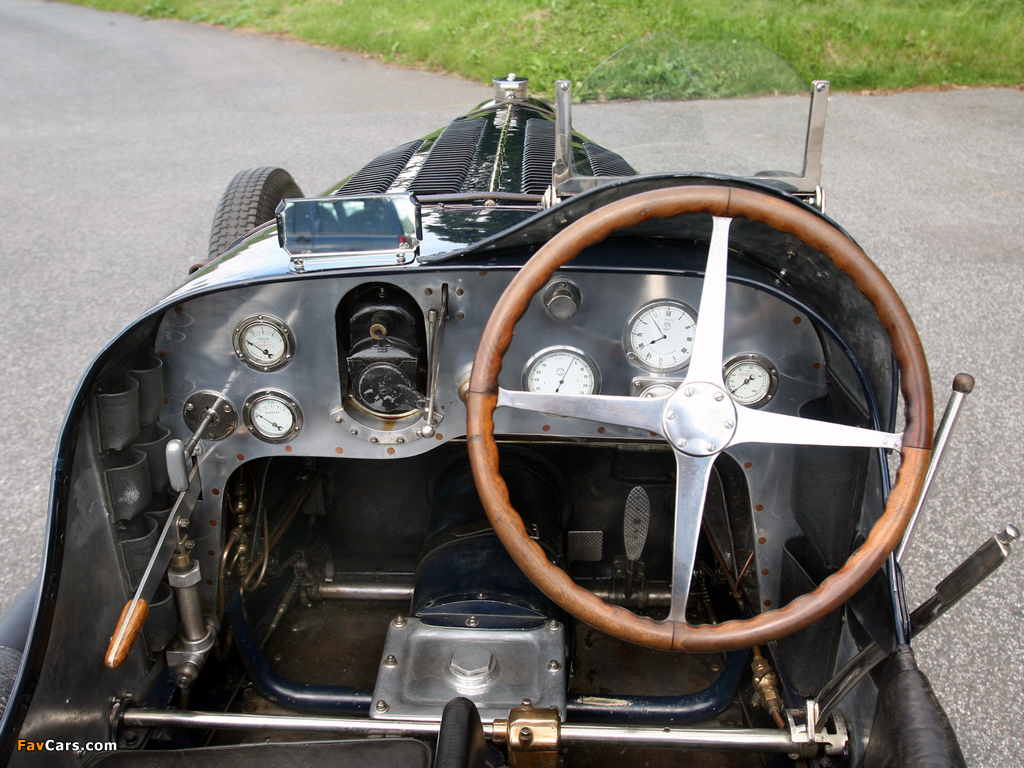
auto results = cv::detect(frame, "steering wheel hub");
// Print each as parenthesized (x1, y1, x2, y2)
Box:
(663, 381, 737, 456)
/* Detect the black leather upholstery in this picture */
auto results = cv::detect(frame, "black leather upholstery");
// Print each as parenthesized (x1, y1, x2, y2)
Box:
(862, 645, 966, 768)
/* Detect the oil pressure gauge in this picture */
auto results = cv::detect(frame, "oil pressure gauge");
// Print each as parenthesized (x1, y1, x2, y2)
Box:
(243, 390, 302, 443)
(522, 347, 601, 395)
(233, 314, 294, 372)
(723, 354, 779, 408)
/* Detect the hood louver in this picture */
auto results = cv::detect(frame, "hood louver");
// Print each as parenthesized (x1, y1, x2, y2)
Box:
(334, 139, 424, 196)
(408, 118, 486, 195)
(584, 143, 638, 177)
(523, 118, 556, 195)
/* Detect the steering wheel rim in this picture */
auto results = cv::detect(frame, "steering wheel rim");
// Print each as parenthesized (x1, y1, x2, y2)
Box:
(466, 185, 933, 652)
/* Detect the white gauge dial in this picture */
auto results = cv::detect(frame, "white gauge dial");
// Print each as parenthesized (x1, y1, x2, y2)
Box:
(233, 315, 293, 372)
(624, 300, 697, 372)
(522, 347, 600, 395)
(723, 354, 779, 407)
(243, 390, 302, 443)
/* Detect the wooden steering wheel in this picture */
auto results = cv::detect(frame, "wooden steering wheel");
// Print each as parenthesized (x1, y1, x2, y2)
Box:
(466, 185, 933, 651)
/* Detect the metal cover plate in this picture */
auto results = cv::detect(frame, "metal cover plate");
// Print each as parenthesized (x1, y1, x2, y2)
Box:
(371, 617, 566, 722)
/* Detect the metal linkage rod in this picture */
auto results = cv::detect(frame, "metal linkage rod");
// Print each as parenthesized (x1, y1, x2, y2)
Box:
(120, 709, 830, 756)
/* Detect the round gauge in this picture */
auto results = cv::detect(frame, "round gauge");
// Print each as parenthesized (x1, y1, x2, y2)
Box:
(243, 390, 303, 443)
(624, 300, 698, 373)
(638, 382, 678, 399)
(522, 347, 601, 395)
(233, 314, 294, 372)
(723, 354, 779, 408)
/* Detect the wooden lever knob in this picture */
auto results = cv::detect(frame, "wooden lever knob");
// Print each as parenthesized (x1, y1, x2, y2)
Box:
(105, 599, 149, 669)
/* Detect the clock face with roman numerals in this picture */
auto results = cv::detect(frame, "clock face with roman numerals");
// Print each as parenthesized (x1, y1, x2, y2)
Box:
(624, 300, 697, 373)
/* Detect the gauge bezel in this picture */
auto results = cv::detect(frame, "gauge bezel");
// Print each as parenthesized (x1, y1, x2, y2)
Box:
(723, 353, 779, 408)
(232, 314, 294, 372)
(622, 299, 698, 373)
(243, 389, 303, 443)
(521, 346, 602, 395)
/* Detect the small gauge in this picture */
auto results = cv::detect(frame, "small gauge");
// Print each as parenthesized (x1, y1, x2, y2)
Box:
(522, 347, 601, 395)
(624, 300, 698, 373)
(638, 382, 678, 399)
(243, 390, 302, 443)
(723, 354, 779, 408)
(233, 314, 294, 372)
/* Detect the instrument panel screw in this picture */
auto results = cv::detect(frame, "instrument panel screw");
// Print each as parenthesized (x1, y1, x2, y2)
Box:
(666, 410, 676, 420)
(683, 388, 694, 397)
(548, 660, 561, 671)
(706, 442, 716, 452)
(676, 438, 688, 448)
(392, 616, 407, 628)
(374, 700, 390, 714)
(350, 428, 358, 436)
(384, 655, 397, 667)
(466, 616, 479, 627)
(185, 402, 194, 411)
(725, 420, 735, 430)
(546, 619, 561, 631)
(396, 437, 405, 444)
(177, 517, 189, 528)
(714, 391, 725, 402)
(369, 436, 379, 444)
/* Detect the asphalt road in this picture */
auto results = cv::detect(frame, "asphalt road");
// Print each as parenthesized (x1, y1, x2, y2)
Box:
(1, 0, 1022, 763)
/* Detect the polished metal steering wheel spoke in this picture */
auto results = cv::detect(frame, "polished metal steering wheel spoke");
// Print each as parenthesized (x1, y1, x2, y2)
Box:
(684, 216, 732, 386)
(732, 406, 903, 451)
(665, 452, 718, 623)
(496, 387, 666, 434)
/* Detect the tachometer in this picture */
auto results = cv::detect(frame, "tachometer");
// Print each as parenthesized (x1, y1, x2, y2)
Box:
(723, 354, 779, 407)
(624, 300, 697, 372)
(522, 347, 601, 395)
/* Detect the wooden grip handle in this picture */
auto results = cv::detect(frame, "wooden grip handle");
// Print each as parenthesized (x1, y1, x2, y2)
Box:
(105, 599, 149, 669)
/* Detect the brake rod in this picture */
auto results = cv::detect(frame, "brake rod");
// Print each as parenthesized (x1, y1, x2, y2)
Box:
(814, 522, 1019, 730)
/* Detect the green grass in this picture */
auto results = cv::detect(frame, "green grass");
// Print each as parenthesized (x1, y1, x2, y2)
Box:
(68, 0, 1024, 94)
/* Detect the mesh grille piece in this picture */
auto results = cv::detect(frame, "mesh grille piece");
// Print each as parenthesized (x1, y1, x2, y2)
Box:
(522, 118, 557, 195)
(334, 140, 424, 196)
(584, 142, 638, 177)
(408, 118, 486, 195)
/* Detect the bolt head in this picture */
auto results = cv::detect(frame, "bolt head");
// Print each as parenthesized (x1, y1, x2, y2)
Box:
(548, 660, 561, 671)
(384, 655, 397, 667)
(706, 442, 716, 452)
(725, 419, 735, 430)
(392, 616, 407, 628)
(466, 616, 479, 628)
(519, 726, 533, 744)
(521, 698, 533, 709)
(676, 438, 688, 448)
(666, 410, 676, 420)
(546, 619, 560, 631)
(374, 700, 390, 713)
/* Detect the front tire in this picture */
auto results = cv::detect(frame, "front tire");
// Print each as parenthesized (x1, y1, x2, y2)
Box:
(208, 167, 303, 258)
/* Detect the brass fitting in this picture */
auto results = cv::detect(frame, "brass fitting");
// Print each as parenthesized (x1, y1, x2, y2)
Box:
(751, 653, 782, 722)
(492, 701, 560, 768)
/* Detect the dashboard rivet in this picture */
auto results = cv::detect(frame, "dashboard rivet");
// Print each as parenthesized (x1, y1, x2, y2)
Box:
(396, 437, 405, 444)
(350, 428, 358, 436)
(706, 442, 716, 452)
(370, 436, 379, 444)
(676, 438, 687, 448)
